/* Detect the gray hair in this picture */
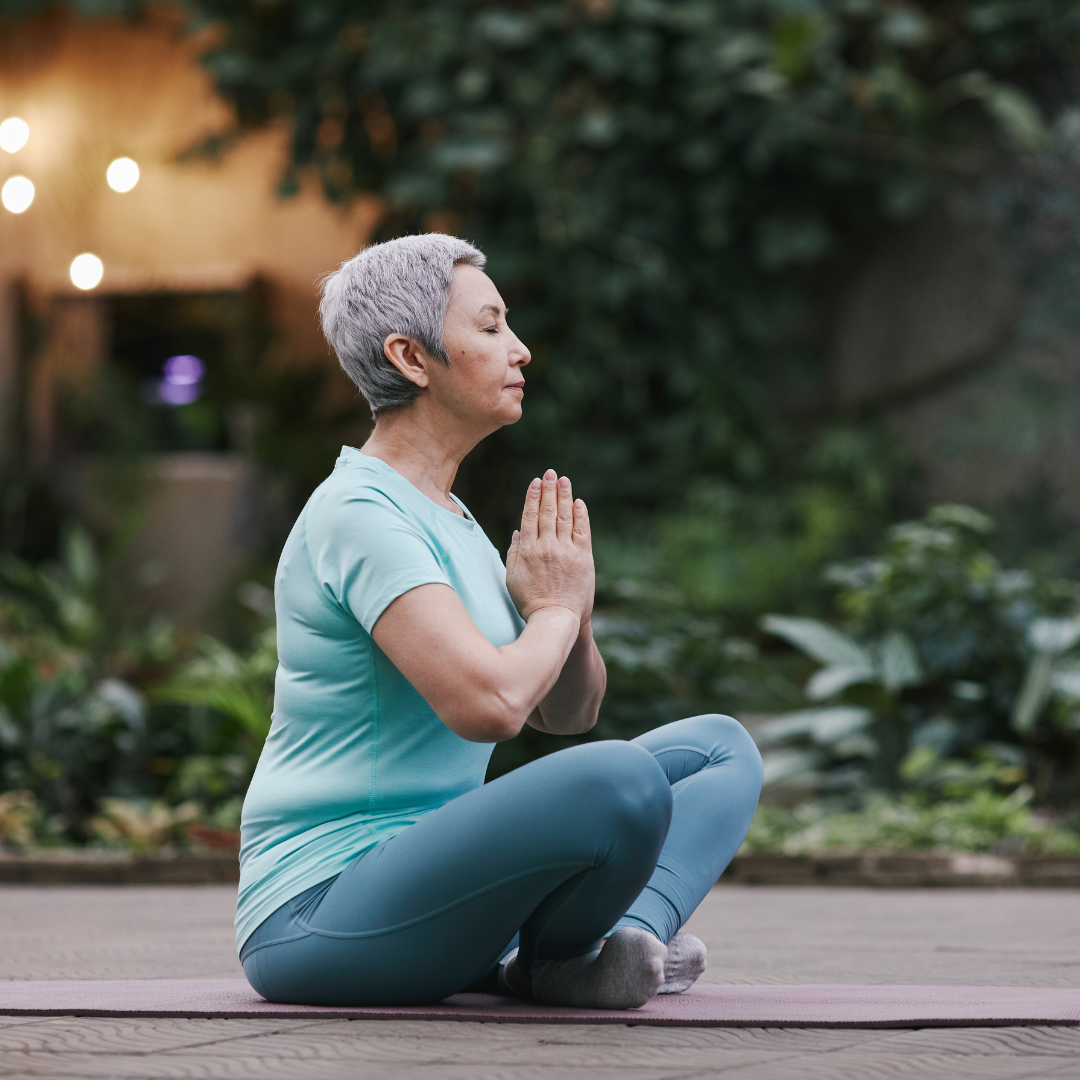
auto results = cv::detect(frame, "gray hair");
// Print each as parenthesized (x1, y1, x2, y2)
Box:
(319, 234, 487, 417)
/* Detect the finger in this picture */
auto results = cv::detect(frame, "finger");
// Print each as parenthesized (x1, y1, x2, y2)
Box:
(537, 468, 558, 538)
(520, 479, 541, 540)
(572, 498, 591, 546)
(505, 529, 519, 577)
(556, 476, 573, 541)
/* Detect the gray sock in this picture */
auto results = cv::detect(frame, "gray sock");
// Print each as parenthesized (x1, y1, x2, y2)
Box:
(530, 927, 667, 1010)
(659, 932, 707, 993)
(496, 948, 528, 998)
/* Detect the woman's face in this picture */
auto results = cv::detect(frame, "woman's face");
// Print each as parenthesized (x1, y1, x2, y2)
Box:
(432, 264, 531, 433)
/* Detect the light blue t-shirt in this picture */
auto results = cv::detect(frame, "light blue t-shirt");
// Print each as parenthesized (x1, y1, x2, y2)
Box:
(235, 447, 525, 951)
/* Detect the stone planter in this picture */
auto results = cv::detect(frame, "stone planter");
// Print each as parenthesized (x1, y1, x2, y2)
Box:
(721, 852, 1080, 888)
(3, 849, 1079, 887)
(0, 849, 238, 885)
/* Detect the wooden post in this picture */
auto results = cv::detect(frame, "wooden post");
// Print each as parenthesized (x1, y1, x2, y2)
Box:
(27, 293, 109, 466)
(0, 280, 18, 471)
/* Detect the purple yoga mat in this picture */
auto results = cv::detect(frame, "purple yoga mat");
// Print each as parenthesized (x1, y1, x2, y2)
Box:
(0, 980, 1078, 1027)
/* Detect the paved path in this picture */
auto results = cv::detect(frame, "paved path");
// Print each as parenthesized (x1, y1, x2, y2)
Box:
(0, 885, 1078, 1078)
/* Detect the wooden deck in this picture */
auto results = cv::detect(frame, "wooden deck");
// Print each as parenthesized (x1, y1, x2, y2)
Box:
(1, 884, 1078, 1078)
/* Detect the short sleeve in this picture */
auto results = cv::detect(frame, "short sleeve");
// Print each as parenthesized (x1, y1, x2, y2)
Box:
(305, 490, 451, 634)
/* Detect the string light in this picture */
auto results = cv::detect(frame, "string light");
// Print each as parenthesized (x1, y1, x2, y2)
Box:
(106, 157, 140, 193)
(1, 176, 34, 213)
(70, 253, 104, 290)
(0, 118, 29, 154)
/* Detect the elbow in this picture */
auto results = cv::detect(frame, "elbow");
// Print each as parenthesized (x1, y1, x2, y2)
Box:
(565, 702, 600, 736)
(442, 686, 528, 743)
(480, 686, 531, 741)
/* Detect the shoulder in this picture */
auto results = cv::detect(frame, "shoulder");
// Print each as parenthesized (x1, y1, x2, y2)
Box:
(306, 456, 419, 538)
(302, 457, 445, 579)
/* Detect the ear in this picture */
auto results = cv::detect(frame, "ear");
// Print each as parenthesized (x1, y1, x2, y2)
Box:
(383, 334, 432, 388)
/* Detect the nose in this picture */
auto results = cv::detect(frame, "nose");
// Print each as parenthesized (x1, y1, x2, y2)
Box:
(510, 331, 531, 367)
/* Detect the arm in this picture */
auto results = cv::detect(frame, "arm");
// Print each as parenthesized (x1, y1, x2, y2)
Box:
(371, 470, 597, 742)
(528, 619, 606, 735)
(371, 583, 579, 742)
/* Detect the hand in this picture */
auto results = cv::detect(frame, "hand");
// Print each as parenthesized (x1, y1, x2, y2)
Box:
(506, 469, 595, 624)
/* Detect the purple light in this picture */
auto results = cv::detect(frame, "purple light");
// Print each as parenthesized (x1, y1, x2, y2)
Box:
(162, 354, 205, 386)
(155, 354, 204, 406)
(157, 380, 201, 406)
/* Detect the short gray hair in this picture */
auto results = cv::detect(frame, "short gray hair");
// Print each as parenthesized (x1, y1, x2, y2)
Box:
(319, 233, 487, 417)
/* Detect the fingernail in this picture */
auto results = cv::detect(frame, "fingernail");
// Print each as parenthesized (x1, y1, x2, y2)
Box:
(512, 530, 519, 541)
(559, 476, 570, 489)
(544, 469, 556, 480)
(575, 499, 584, 506)
(530, 478, 541, 490)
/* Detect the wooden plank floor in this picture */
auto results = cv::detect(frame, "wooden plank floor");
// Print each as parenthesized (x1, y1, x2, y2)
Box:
(0, 885, 1078, 1079)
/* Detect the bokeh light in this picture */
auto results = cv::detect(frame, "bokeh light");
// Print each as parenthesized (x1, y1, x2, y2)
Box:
(106, 157, 140, 193)
(157, 354, 205, 405)
(70, 253, 104, 290)
(1, 176, 34, 213)
(0, 118, 29, 154)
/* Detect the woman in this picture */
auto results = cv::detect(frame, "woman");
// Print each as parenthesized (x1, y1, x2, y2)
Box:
(237, 234, 763, 1010)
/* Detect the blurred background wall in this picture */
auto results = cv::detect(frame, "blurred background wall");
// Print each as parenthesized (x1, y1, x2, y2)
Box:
(0, 10, 377, 624)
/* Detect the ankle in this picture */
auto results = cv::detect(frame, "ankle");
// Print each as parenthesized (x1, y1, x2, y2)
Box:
(503, 957, 533, 998)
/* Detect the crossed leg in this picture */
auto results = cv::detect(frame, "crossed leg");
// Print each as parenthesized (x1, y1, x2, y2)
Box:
(241, 715, 762, 1007)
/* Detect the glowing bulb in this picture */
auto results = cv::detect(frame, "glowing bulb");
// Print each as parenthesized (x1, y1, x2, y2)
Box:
(1, 176, 34, 213)
(106, 157, 140, 193)
(70, 253, 104, 291)
(0, 118, 29, 153)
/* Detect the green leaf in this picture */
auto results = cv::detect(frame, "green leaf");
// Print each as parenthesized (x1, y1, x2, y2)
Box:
(760, 748, 819, 786)
(754, 706, 872, 748)
(926, 504, 995, 534)
(1051, 665, 1080, 701)
(61, 527, 98, 590)
(761, 615, 871, 668)
(957, 72, 1049, 150)
(806, 664, 874, 700)
(899, 746, 939, 783)
(1011, 654, 1054, 734)
(879, 631, 922, 692)
(1027, 618, 1080, 656)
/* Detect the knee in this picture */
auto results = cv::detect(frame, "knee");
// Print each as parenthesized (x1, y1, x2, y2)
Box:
(696, 714, 765, 793)
(573, 741, 673, 842)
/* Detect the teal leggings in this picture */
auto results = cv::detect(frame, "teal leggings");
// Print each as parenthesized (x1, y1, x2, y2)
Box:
(240, 714, 763, 1006)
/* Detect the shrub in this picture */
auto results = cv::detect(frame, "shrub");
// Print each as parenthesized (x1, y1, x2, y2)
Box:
(0, 527, 273, 841)
(758, 505, 1080, 805)
(742, 791, 1080, 856)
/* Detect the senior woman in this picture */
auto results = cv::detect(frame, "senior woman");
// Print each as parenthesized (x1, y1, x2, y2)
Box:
(236, 234, 763, 1010)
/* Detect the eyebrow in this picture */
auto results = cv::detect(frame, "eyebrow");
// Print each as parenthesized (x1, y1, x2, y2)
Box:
(478, 303, 506, 317)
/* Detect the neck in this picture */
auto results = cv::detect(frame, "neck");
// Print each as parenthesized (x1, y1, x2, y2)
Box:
(360, 401, 488, 512)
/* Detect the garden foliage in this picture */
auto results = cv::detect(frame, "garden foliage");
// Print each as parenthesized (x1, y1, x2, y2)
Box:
(743, 789, 1080, 855)
(758, 505, 1080, 807)
(177, 0, 1079, 532)
(3, 1, 1080, 847)
(0, 530, 267, 844)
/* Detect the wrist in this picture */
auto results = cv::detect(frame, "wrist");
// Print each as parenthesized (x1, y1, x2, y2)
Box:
(524, 603, 581, 629)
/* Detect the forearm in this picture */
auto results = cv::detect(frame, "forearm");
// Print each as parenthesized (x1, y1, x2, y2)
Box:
(531, 619, 606, 735)
(475, 605, 582, 737)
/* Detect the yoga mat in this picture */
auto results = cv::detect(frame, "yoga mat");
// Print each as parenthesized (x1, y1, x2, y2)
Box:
(1, 980, 1078, 1027)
